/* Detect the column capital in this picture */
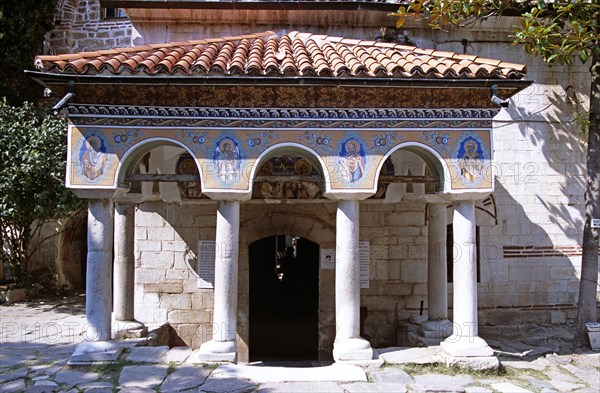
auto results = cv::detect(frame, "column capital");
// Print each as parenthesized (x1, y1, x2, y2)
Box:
(71, 188, 128, 200)
(113, 194, 145, 204)
(202, 191, 251, 202)
(424, 194, 452, 204)
(449, 192, 489, 202)
(324, 191, 374, 201)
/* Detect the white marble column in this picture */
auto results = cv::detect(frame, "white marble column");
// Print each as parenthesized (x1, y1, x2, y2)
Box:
(85, 199, 114, 341)
(441, 199, 496, 368)
(419, 202, 452, 338)
(194, 200, 240, 363)
(333, 199, 373, 362)
(113, 203, 145, 336)
(69, 199, 122, 365)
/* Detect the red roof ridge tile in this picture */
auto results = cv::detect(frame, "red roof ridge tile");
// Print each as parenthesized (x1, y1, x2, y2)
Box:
(475, 57, 503, 66)
(498, 61, 527, 72)
(431, 50, 457, 59)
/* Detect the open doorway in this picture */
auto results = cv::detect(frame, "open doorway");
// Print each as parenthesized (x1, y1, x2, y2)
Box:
(249, 235, 319, 361)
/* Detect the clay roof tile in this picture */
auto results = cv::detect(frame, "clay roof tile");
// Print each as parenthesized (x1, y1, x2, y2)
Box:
(34, 30, 526, 81)
(498, 61, 527, 72)
(475, 57, 502, 66)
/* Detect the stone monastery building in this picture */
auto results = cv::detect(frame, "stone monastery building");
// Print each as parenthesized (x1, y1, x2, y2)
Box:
(30, 0, 595, 366)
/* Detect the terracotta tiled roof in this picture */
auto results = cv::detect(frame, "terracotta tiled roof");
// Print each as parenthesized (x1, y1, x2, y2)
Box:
(35, 31, 526, 79)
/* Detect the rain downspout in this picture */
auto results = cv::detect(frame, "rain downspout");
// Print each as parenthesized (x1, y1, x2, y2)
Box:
(52, 80, 75, 111)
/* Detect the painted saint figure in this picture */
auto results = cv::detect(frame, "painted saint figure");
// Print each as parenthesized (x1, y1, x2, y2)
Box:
(339, 140, 365, 183)
(214, 138, 240, 183)
(81, 135, 107, 181)
(458, 139, 483, 183)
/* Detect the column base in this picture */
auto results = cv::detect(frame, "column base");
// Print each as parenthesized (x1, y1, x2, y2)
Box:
(440, 335, 498, 370)
(441, 335, 494, 357)
(418, 319, 453, 339)
(112, 320, 147, 339)
(68, 341, 123, 365)
(333, 338, 373, 362)
(441, 352, 499, 370)
(188, 340, 237, 364)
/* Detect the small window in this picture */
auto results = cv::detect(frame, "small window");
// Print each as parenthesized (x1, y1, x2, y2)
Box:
(103, 8, 127, 19)
(446, 224, 480, 283)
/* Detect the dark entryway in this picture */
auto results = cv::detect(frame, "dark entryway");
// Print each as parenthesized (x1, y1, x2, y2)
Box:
(249, 235, 319, 361)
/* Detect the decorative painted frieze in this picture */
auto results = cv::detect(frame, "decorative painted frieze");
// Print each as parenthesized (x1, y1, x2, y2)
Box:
(67, 125, 493, 195)
(68, 105, 498, 129)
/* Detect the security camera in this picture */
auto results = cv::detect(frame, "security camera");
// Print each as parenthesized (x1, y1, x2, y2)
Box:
(490, 94, 509, 107)
(490, 85, 509, 108)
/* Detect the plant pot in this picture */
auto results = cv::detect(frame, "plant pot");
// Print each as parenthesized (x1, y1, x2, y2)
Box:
(586, 322, 600, 351)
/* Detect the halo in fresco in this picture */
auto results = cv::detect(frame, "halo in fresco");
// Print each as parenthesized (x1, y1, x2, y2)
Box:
(212, 136, 242, 184)
(337, 136, 368, 186)
(453, 132, 490, 187)
(75, 133, 113, 184)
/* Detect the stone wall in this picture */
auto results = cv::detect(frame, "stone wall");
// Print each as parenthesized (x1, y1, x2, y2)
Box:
(131, 180, 590, 358)
(45, 0, 133, 54)
(133, 201, 217, 349)
(27, 211, 87, 293)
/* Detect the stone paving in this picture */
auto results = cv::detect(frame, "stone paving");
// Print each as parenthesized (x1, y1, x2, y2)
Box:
(1, 297, 599, 393)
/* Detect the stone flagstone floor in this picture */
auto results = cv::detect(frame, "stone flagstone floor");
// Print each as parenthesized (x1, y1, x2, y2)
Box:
(1, 296, 599, 392)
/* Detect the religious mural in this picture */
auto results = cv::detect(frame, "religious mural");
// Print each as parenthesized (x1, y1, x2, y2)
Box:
(452, 132, 490, 189)
(67, 110, 494, 194)
(71, 131, 114, 186)
(212, 137, 241, 184)
(338, 137, 367, 185)
(252, 156, 322, 199)
(175, 153, 202, 198)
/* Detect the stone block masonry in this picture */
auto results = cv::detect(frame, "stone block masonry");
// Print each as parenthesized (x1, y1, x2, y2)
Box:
(132, 192, 588, 351)
(45, 0, 133, 55)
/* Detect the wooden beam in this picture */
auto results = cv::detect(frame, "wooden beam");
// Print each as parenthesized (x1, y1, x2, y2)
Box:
(379, 175, 439, 184)
(125, 174, 440, 184)
(254, 175, 323, 183)
(254, 175, 440, 183)
(126, 174, 198, 182)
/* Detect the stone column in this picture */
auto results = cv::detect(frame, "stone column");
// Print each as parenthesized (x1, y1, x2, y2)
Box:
(441, 199, 497, 369)
(333, 199, 373, 362)
(113, 203, 145, 337)
(193, 200, 240, 363)
(69, 199, 122, 365)
(419, 202, 452, 339)
(85, 199, 114, 341)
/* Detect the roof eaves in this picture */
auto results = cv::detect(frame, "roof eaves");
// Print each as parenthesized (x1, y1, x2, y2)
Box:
(26, 70, 532, 91)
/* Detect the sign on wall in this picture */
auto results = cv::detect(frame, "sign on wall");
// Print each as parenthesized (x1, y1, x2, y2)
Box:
(320, 248, 335, 269)
(360, 241, 369, 289)
(197, 240, 215, 289)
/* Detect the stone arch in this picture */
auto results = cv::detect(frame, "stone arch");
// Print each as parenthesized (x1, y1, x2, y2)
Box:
(377, 141, 452, 194)
(248, 143, 331, 194)
(115, 137, 202, 190)
(241, 211, 335, 246)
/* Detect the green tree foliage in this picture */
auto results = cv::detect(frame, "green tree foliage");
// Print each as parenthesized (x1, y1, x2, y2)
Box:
(395, 0, 599, 342)
(0, 99, 83, 285)
(0, 0, 58, 105)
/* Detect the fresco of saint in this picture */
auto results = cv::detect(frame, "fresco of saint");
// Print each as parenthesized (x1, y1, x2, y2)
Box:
(339, 139, 365, 183)
(458, 139, 483, 183)
(213, 138, 240, 183)
(80, 135, 107, 181)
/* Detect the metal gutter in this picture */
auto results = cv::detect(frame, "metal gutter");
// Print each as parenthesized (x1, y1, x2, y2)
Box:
(26, 70, 532, 93)
(100, 1, 404, 12)
(100, 0, 530, 15)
